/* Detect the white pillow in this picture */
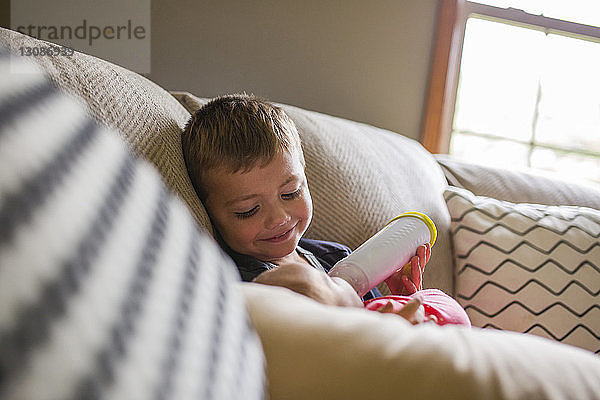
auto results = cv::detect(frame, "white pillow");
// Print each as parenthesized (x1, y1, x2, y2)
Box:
(444, 186, 600, 354)
(242, 282, 600, 400)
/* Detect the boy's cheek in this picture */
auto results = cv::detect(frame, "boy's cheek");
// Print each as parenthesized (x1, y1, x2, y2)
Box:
(302, 187, 313, 215)
(232, 221, 264, 244)
(304, 195, 313, 225)
(220, 226, 258, 254)
(212, 215, 253, 245)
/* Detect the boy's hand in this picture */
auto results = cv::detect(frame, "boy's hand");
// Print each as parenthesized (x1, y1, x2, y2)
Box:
(375, 296, 430, 325)
(253, 263, 364, 308)
(384, 243, 431, 296)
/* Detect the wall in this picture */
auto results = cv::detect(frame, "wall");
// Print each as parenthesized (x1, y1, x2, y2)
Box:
(150, 0, 438, 140)
(0, 0, 438, 141)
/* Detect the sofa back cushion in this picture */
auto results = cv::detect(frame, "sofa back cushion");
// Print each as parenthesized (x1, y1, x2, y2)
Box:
(436, 154, 600, 209)
(0, 52, 264, 400)
(0, 27, 212, 233)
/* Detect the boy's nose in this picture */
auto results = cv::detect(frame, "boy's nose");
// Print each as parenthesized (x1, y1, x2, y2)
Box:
(265, 205, 291, 230)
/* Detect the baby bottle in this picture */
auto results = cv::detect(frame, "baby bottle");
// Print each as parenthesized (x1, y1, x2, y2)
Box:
(328, 212, 437, 297)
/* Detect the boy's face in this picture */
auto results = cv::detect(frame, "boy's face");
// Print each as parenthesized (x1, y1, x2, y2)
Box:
(203, 150, 313, 263)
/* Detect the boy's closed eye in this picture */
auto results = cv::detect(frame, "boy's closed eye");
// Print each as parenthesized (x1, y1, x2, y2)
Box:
(235, 206, 259, 219)
(281, 188, 302, 200)
(234, 188, 303, 219)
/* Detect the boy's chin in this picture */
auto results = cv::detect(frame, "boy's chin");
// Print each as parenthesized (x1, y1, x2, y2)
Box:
(257, 238, 300, 262)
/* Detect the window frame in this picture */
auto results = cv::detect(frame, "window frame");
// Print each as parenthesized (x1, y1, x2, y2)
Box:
(420, 0, 600, 154)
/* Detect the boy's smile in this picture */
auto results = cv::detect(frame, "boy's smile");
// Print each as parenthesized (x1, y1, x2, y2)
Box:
(203, 150, 312, 264)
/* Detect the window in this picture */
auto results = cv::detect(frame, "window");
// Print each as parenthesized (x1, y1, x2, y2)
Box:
(421, 0, 600, 184)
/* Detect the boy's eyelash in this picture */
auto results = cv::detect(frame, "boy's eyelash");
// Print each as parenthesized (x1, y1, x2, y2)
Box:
(234, 189, 301, 219)
(282, 188, 301, 200)
(235, 206, 259, 219)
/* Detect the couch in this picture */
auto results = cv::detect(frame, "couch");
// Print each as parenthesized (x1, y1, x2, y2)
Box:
(1, 27, 600, 399)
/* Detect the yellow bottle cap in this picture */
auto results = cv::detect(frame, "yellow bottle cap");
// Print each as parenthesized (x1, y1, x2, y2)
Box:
(385, 212, 437, 247)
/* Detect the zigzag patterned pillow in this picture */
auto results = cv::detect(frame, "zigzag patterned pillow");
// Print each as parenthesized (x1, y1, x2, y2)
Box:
(0, 53, 264, 399)
(444, 187, 600, 354)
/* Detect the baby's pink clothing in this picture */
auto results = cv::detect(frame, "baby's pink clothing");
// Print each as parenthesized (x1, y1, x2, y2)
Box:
(363, 289, 471, 327)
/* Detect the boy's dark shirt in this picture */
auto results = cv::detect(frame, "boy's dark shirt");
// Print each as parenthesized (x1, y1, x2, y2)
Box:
(226, 237, 381, 300)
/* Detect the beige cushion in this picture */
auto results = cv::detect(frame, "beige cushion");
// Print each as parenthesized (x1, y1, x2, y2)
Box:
(0, 27, 212, 233)
(243, 282, 600, 400)
(170, 91, 208, 114)
(445, 186, 600, 354)
(171, 92, 455, 294)
(436, 154, 600, 209)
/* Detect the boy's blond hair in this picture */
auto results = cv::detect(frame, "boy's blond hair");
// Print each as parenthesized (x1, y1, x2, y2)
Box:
(182, 94, 305, 200)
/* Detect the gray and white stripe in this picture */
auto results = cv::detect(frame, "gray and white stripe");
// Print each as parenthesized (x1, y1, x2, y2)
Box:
(0, 53, 265, 400)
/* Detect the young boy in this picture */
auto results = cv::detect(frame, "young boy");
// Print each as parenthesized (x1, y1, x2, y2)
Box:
(182, 94, 469, 325)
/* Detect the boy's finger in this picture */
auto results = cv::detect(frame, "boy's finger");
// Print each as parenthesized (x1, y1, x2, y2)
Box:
(411, 257, 422, 291)
(425, 243, 431, 263)
(402, 275, 417, 295)
(377, 301, 395, 314)
(395, 297, 422, 323)
(418, 245, 427, 274)
(417, 245, 425, 261)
